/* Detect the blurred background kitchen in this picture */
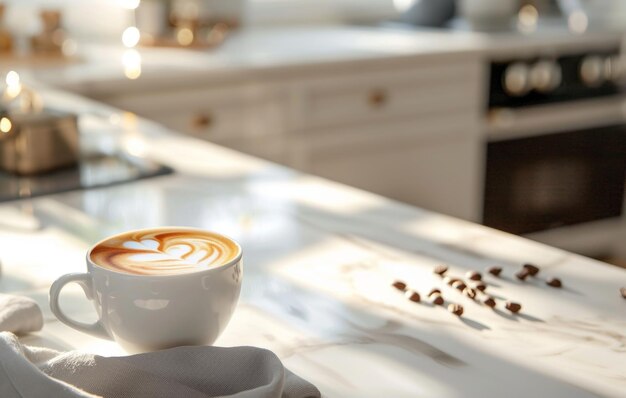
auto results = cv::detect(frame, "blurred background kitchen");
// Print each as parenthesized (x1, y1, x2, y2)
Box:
(1, 0, 625, 264)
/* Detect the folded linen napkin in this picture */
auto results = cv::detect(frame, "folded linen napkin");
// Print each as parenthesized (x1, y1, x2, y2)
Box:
(0, 332, 321, 398)
(0, 293, 43, 335)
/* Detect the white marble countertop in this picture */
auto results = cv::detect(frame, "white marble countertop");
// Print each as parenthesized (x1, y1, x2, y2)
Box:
(0, 89, 624, 397)
(14, 24, 624, 97)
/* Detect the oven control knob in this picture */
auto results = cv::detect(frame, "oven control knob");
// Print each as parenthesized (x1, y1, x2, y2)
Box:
(530, 60, 562, 93)
(503, 62, 530, 96)
(580, 55, 605, 87)
(618, 56, 626, 82)
(607, 55, 624, 82)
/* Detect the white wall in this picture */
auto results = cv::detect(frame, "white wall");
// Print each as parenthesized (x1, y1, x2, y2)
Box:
(3, 0, 129, 40)
(244, 0, 397, 26)
(2, 0, 399, 42)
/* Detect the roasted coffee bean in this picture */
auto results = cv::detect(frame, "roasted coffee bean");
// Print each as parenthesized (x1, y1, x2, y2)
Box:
(405, 290, 421, 303)
(445, 277, 460, 286)
(428, 288, 441, 297)
(620, 287, 626, 299)
(487, 266, 502, 277)
(452, 280, 467, 291)
(515, 269, 530, 281)
(474, 282, 487, 292)
(463, 287, 477, 299)
(392, 281, 407, 291)
(483, 297, 496, 308)
(448, 303, 464, 316)
(431, 294, 445, 306)
(434, 265, 449, 276)
(546, 278, 562, 288)
(523, 263, 540, 276)
(466, 271, 482, 281)
(505, 301, 522, 313)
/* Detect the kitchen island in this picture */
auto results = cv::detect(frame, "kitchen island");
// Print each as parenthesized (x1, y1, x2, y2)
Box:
(0, 89, 625, 397)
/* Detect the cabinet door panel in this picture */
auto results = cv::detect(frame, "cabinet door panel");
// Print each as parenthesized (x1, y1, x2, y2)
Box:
(305, 128, 481, 221)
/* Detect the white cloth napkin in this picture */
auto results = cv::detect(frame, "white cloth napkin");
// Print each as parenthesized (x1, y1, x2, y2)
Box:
(0, 294, 320, 398)
(0, 294, 43, 335)
(0, 332, 320, 398)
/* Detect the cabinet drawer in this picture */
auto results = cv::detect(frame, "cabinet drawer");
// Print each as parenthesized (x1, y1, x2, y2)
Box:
(292, 62, 481, 131)
(156, 103, 249, 141)
(105, 86, 285, 142)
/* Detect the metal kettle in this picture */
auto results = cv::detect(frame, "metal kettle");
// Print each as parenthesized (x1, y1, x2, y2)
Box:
(0, 86, 79, 175)
(0, 109, 79, 175)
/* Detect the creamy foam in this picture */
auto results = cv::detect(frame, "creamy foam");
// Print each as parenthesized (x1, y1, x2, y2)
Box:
(90, 228, 240, 276)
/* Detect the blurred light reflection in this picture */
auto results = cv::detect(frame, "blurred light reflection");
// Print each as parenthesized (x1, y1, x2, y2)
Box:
(122, 135, 147, 157)
(517, 5, 538, 34)
(176, 27, 194, 46)
(122, 26, 141, 48)
(122, 111, 138, 128)
(0, 117, 12, 133)
(122, 49, 142, 79)
(4, 70, 22, 100)
(62, 39, 78, 56)
(568, 10, 588, 34)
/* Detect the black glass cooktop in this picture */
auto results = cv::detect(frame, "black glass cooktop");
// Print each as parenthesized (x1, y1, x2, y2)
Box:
(0, 154, 173, 202)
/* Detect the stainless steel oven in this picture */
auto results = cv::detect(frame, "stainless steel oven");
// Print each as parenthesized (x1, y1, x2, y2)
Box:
(482, 47, 626, 256)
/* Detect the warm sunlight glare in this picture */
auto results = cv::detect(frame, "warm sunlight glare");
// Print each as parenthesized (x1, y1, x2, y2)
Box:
(122, 49, 142, 79)
(122, 26, 141, 48)
(4, 70, 22, 99)
(0, 117, 12, 134)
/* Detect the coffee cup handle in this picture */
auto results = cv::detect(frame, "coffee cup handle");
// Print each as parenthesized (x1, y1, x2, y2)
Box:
(49, 273, 110, 340)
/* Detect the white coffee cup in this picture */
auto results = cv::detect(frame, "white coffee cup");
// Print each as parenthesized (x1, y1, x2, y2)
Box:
(49, 227, 243, 353)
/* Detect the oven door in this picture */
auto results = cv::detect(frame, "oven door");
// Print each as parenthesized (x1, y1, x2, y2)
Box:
(483, 124, 626, 235)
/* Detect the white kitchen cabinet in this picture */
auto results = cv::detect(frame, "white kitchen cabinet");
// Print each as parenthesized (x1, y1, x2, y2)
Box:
(308, 137, 481, 220)
(289, 111, 483, 221)
(283, 57, 484, 220)
(95, 55, 484, 221)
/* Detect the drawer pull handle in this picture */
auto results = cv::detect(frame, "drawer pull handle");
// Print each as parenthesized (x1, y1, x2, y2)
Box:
(191, 113, 213, 130)
(368, 89, 388, 108)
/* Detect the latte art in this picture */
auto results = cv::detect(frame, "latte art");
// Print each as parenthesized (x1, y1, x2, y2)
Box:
(90, 228, 240, 275)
